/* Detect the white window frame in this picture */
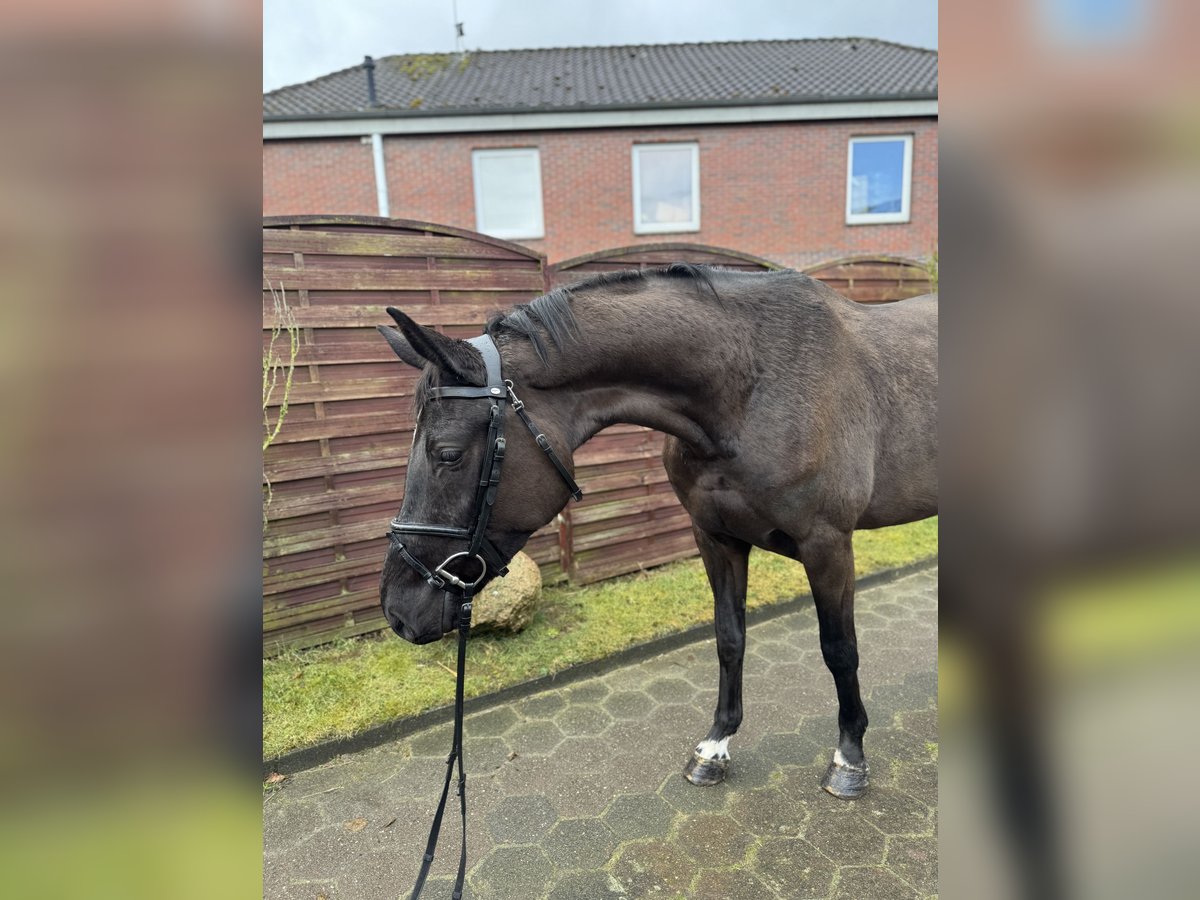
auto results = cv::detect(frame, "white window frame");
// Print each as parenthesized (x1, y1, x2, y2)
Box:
(632, 142, 701, 235)
(471, 147, 545, 240)
(845, 134, 913, 225)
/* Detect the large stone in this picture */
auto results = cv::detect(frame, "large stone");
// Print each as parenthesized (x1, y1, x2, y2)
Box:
(472, 551, 541, 633)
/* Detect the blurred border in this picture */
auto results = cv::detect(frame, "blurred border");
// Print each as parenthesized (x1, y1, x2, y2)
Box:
(0, 4, 264, 898)
(940, 1, 1200, 898)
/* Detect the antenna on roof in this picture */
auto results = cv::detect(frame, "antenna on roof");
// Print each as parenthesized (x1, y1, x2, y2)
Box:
(452, 0, 465, 54)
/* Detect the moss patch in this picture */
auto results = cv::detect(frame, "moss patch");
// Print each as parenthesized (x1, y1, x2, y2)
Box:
(264, 518, 937, 758)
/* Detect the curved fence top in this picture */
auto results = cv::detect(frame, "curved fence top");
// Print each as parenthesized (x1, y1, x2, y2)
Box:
(263, 215, 548, 263)
(551, 242, 782, 288)
(802, 254, 933, 304)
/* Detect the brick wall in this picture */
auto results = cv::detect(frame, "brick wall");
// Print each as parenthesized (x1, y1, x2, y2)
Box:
(263, 138, 377, 215)
(262, 117, 937, 268)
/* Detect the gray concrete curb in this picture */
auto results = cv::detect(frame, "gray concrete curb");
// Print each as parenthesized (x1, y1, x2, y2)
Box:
(263, 556, 937, 777)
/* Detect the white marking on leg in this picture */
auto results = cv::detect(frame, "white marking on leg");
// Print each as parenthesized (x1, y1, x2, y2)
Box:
(834, 749, 849, 767)
(695, 737, 730, 761)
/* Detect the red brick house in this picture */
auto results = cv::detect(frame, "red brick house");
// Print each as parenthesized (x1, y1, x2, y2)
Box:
(263, 39, 937, 268)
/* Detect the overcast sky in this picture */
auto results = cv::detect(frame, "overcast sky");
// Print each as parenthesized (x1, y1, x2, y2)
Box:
(264, 0, 937, 92)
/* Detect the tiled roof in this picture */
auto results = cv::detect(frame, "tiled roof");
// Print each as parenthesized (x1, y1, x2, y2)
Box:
(264, 38, 937, 119)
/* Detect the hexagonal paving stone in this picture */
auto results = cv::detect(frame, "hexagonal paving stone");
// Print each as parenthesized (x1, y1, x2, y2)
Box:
(611, 839, 693, 897)
(674, 811, 754, 866)
(542, 817, 617, 870)
(464, 736, 510, 776)
(554, 704, 614, 736)
(561, 680, 610, 704)
(471, 845, 554, 898)
(727, 782, 809, 836)
(754, 730, 825, 770)
(465, 705, 520, 737)
(514, 691, 566, 719)
(886, 834, 938, 895)
(645, 676, 695, 703)
(546, 870, 628, 900)
(854, 786, 933, 836)
(487, 794, 558, 844)
(831, 864, 921, 899)
(504, 719, 565, 756)
(408, 724, 455, 757)
(753, 836, 838, 898)
(603, 689, 656, 719)
(689, 867, 778, 900)
(658, 771, 731, 815)
(602, 793, 676, 841)
(804, 804, 887, 865)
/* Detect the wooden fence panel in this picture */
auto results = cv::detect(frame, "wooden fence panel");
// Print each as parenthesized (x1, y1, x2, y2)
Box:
(263, 217, 552, 654)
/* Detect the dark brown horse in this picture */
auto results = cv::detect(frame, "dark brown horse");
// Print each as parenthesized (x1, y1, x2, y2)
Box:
(378, 265, 937, 798)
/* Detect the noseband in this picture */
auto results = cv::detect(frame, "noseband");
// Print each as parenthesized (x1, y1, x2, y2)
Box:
(388, 332, 581, 900)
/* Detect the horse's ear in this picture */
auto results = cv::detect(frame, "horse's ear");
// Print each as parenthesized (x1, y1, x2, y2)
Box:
(376, 325, 426, 369)
(382, 306, 485, 385)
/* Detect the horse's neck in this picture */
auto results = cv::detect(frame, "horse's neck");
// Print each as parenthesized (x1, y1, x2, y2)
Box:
(530, 293, 745, 458)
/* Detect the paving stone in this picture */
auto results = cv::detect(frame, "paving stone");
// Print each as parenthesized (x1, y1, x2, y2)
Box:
(753, 837, 839, 898)
(466, 705, 520, 737)
(545, 869, 628, 900)
(804, 803, 888, 865)
(727, 782, 809, 836)
(554, 704, 614, 736)
(854, 785, 934, 836)
(603, 689, 656, 719)
(674, 811, 754, 865)
(886, 833, 939, 894)
(504, 719, 565, 756)
(831, 864, 922, 899)
(689, 867, 778, 900)
(611, 839, 694, 897)
(542, 817, 618, 870)
(514, 690, 566, 719)
(263, 564, 939, 900)
(561, 680, 610, 704)
(471, 845, 553, 899)
(602, 794, 677, 841)
(487, 794, 558, 844)
(645, 675, 695, 703)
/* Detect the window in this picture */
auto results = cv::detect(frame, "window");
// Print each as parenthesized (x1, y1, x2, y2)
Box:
(632, 142, 700, 234)
(472, 148, 544, 240)
(846, 135, 913, 225)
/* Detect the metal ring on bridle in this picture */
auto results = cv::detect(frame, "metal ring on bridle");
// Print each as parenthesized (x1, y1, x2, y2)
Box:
(433, 552, 488, 591)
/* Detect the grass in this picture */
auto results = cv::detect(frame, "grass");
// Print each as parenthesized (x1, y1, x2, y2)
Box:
(264, 518, 938, 758)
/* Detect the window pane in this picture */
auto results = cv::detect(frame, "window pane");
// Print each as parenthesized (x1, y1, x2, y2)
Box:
(849, 140, 906, 215)
(475, 152, 540, 236)
(638, 146, 694, 225)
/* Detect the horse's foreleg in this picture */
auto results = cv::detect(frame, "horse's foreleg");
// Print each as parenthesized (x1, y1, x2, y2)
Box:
(802, 526, 871, 799)
(684, 527, 750, 786)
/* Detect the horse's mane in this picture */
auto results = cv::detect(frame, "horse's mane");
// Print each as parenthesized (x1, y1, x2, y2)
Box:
(485, 263, 723, 364)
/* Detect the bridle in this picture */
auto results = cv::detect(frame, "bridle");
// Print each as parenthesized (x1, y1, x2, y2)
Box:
(388, 332, 581, 900)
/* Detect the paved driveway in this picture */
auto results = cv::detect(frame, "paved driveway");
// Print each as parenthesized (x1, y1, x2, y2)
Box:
(264, 564, 937, 899)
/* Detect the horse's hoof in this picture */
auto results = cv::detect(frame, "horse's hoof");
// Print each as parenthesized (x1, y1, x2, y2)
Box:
(684, 751, 728, 786)
(820, 759, 869, 799)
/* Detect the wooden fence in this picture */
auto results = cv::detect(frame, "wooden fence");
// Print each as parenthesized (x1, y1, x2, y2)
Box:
(262, 223, 933, 653)
(262, 216, 558, 653)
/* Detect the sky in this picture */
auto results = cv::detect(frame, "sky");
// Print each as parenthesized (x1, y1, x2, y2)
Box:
(264, 0, 938, 92)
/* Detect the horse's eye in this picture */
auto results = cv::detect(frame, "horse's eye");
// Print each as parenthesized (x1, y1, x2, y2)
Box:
(439, 449, 463, 464)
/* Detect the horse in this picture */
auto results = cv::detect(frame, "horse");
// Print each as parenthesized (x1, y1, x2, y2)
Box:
(377, 264, 937, 799)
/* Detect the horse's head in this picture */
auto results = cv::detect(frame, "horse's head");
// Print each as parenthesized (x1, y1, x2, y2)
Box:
(376, 307, 574, 644)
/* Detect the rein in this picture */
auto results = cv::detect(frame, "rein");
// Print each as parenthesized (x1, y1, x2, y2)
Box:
(387, 334, 581, 900)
